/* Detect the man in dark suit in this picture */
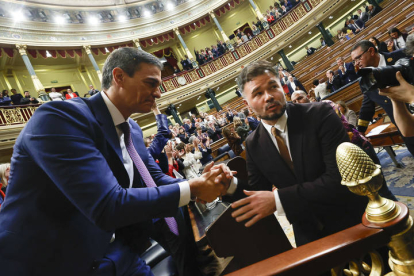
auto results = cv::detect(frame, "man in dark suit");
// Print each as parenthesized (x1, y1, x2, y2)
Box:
(356, 8, 368, 22)
(347, 19, 364, 34)
(244, 108, 260, 130)
(0, 48, 232, 276)
(10, 88, 23, 105)
(229, 61, 366, 246)
(336, 57, 359, 84)
(226, 107, 235, 122)
(305, 46, 317, 56)
(351, 40, 413, 155)
(326, 70, 343, 92)
(287, 75, 306, 95)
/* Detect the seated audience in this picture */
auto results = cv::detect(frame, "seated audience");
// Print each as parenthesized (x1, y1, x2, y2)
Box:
(305, 46, 317, 56)
(49, 87, 64, 101)
(234, 117, 250, 143)
(175, 142, 201, 180)
(0, 91, 12, 106)
(291, 90, 310, 104)
(20, 91, 39, 105)
(223, 126, 243, 156)
(241, 32, 249, 42)
(310, 79, 329, 100)
(244, 108, 260, 130)
(88, 85, 99, 96)
(206, 121, 222, 142)
(65, 88, 78, 100)
(336, 100, 357, 127)
(326, 70, 342, 93)
(388, 27, 408, 51)
(369, 36, 388, 53)
(287, 75, 306, 95)
(336, 57, 358, 84)
(10, 89, 23, 105)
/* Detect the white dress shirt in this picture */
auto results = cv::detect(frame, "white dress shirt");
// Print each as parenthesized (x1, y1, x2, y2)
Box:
(101, 92, 191, 207)
(261, 111, 291, 216)
(394, 36, 406, 50)
(378, 54, 386, 67)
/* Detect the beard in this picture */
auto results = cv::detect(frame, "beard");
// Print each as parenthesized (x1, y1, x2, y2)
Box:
(258, 100, 287, 121)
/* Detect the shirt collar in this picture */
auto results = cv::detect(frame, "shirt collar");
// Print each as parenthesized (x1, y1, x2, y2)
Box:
(262, 111, 288, 134)
(378, 54, 386, 67)
(101, 91, 128, 126)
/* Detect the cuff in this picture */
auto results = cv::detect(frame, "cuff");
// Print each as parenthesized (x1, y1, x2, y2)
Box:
(226, 177, 238, 195)
(178, 181, 191, 207)
(273, 190, 286, 216)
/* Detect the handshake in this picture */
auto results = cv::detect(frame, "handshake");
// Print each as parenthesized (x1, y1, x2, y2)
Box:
(188, 162, 235, 203)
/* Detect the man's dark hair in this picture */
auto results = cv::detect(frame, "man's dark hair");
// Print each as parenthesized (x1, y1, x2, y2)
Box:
(388, 27, 402, 36)
(313, 79, 319, 86)
(237, 60, 278, 94)
(328, 70, 334, 75)
(351, 40, 378, 53)
(24, 91, 29, 94)
(405, 34, 414, 56)
(175, 142, 185, 151)
(243, 108, 249, 117)
(101, 47, 163, 90)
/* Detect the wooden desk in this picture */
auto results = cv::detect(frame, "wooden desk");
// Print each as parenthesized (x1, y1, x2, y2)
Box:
(365, 114, 405, 167)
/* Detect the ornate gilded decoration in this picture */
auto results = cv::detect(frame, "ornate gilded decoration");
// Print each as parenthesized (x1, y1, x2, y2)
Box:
(83, 45, 92, 55)
(331, 251, 384, 276)
(336, 142, 401, 223)
(0, 106, 38, 126)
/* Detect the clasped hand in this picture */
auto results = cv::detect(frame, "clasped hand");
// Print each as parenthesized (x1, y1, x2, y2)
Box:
(189, 162, 235, 203)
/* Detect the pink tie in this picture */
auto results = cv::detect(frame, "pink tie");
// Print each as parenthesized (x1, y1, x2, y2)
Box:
(119, 122, 179, 236)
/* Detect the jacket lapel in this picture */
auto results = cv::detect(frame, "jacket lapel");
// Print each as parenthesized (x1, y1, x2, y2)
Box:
(86, 93, 130, 188)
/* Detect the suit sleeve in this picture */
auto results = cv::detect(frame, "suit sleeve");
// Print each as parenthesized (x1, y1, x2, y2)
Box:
(22, 103, 181, 231)
(357, 92, 376, 132)
(277, 105, 351, 224)
(147, 114, 170, 158)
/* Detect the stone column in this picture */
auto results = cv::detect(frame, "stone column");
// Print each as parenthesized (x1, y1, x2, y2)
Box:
(166, 104, 182, 125)
(277, 49, 294, 71)
(173, 28, 198, 68)
(133, 38, 143, 50)
(16, 44, 44, 95)
(84, 45, 102, 81)
(316, 22, 334, 46)
(248, 0, 263, 20)
(205, 88, 222, 111)
(209, 11, 234, 51)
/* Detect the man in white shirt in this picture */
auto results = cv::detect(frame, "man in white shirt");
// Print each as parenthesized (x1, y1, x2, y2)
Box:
(228, 60, 366, 246)
(48, 87, 63, 101)
(311, 79, 329, 100)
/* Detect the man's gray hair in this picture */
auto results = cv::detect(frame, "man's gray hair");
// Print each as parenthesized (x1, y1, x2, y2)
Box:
(237, 60, 278, 97)
(405, 33, 414, 56)
(336, 57, 344, 62)
(291, 90, 307, 98)
(101, 47, 163, 90)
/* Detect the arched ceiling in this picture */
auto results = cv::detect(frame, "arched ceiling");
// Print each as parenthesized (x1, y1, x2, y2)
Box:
(13, 0, 153, 7)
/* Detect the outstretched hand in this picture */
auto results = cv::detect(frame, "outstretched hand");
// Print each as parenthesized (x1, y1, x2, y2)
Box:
(231, 190, 276, 227)
(379, 71, 414, 104)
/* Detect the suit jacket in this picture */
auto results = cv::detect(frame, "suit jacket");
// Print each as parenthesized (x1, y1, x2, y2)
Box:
(241, 103, 366, 246)
(10, 94, 23, 105)
(287, 79, 307, 95)
(147, 114, 170, 159)
(338, 62, 359, 84)
(326, 75, 343, 92)
(247, 116, 260, 130)
(0, 93, 182, 276)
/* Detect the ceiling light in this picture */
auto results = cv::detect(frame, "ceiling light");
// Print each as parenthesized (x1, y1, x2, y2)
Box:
(329, 16, 333, 19)
(118, 15, 127, 22)
(46, 51, 52, 57)
(166, 2, 175, 11)
(54, 16, 65, 24)
(12, 11, 25, 22)
(143, 10, 151, 17)
(270, 57, 273, 60)
(308, 31, 312, 34)
(289, 45, 292, 48)
(88, 16, 99, 25)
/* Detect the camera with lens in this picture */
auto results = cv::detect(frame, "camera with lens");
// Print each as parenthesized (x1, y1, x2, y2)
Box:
(357, 57, 414, 93)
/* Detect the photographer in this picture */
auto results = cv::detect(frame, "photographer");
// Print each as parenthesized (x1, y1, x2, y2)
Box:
(350, 40, 414, 146)
(379, 34, 414, 150)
